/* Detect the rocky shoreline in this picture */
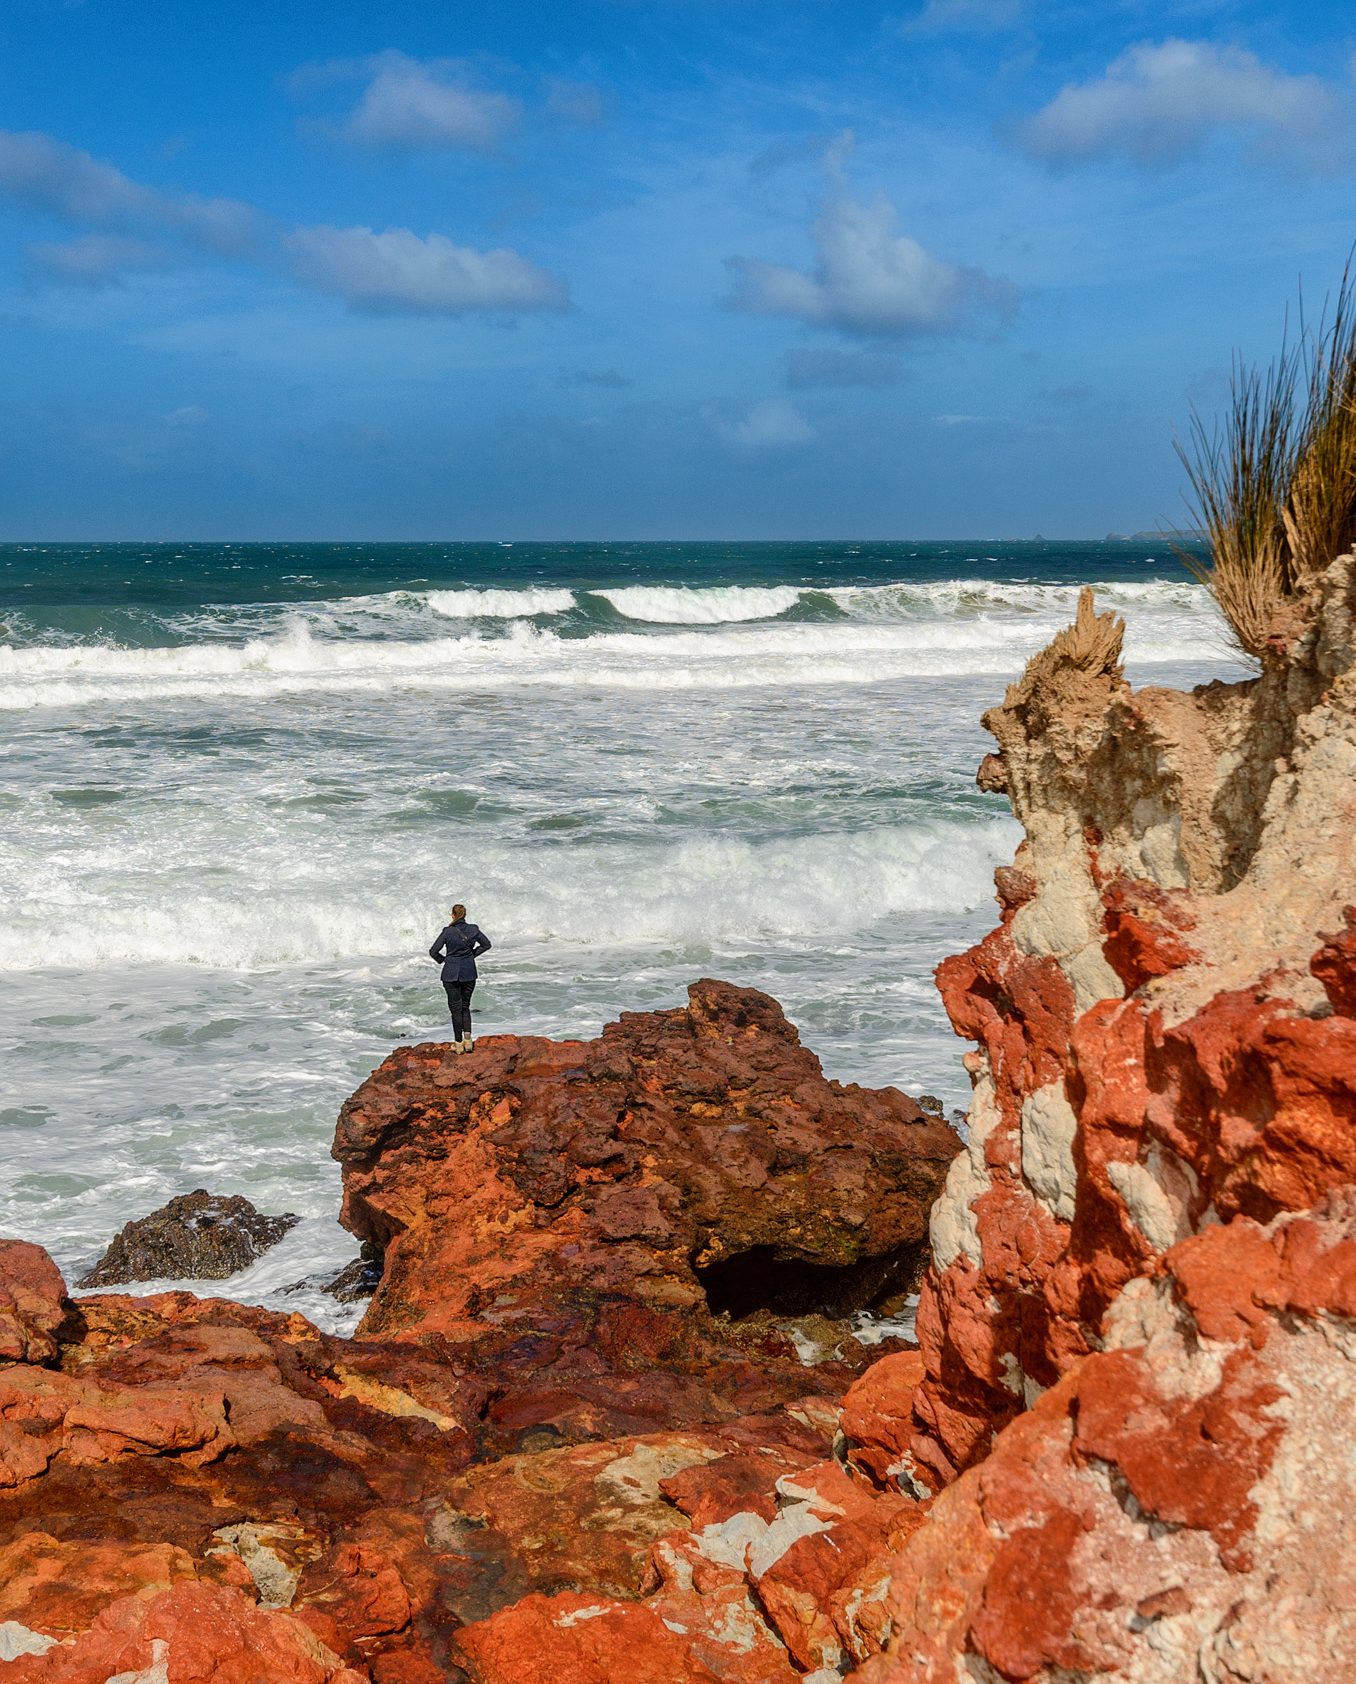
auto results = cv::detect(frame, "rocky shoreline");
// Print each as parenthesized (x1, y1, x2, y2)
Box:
(3, 557, 1355, 1680)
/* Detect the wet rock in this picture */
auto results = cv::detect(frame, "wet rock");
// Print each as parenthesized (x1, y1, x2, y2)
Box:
(78, 1191, 299, 1287)
(332, 979, 958, 1442)
(320, 1244, 383, 1304)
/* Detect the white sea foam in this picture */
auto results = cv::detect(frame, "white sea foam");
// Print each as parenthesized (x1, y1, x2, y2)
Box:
(596, 585, 804, 623)
(0, 600, 1232, 711)
(823, 577, 1212, 619)
(65, 576, 1224, 661)
(424, 587, 576, 618)
(0, 817, 1017, 971)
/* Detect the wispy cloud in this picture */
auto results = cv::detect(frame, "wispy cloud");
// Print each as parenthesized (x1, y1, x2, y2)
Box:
(293, 51, 520, 151)
(0, 129, 259, 253)
(713, 397, 815, 450)
(0, 125, 568, 320)
(1015, 40, 1347, 170)
(283, 225, 568, 316)
(729, 145, 1014, 339)
(902, 0, 1023, 36)
(25, 233, 174, 287)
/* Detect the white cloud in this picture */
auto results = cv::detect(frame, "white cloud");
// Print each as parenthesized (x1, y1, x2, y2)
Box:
(0, 127, 570, 320)
(730, 189, 1012, 338)
(1016, 40, 1345, 169)
(302, 52, 520, 150)
(283, 224, 568, 316)
(25, 233, 172, 286)
(714, 397, 815, 450)
(0, 129, 259, 252)
(903, 0, 1022, 35)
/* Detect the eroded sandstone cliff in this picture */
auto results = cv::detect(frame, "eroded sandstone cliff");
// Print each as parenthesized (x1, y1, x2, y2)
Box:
(914, 558, 1356, 1492)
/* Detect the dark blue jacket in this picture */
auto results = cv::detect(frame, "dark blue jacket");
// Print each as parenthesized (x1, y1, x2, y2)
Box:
(429, 920, 492, 983)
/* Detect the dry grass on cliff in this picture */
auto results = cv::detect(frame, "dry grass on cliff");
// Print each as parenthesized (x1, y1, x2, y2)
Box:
(1177, 266, 1356, 660)
(1011, 585, 1125, 703)
(1049, 585, 1125, 673)
(1177, 349, 1301, 659)
(1284, 278, 1356, 587)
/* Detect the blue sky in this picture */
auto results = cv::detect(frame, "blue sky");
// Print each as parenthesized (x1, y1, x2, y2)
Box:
(2, 0, 1353, 539)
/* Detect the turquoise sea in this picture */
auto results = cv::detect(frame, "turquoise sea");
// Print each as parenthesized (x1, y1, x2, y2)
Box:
(0, 539, 1237, 1327)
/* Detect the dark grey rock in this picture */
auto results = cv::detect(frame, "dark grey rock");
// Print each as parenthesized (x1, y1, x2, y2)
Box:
(321, 1255, 383, 1303)
(78, 1190, 299, 1287)
(319, 1241, 383, 1303)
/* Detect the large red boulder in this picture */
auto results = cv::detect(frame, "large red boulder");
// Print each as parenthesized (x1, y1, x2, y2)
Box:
(333, 979, 957, 1445)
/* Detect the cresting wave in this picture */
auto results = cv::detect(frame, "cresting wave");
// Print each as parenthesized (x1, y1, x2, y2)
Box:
(410, 577, 1212, 625)
(0, 817, 1018, 970)
(0, 586, 1233, 710)
(5, 576, 1216, 646)
(594, 584, 805, 623)
(424, 586, 576, 618)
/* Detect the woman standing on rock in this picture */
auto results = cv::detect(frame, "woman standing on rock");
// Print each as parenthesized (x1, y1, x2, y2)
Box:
(429, 904, 492, 1053)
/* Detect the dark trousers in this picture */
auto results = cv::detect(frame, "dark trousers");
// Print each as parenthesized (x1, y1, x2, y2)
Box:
(443, 979, 476, 1041)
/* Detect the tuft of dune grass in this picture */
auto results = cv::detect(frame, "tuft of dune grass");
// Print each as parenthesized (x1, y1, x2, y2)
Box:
(1007, 584, 1125, 706)
(1176, 261, 1356, 662)
(1048, 585, 1125, 674)
(1283, 273, 1356, 590)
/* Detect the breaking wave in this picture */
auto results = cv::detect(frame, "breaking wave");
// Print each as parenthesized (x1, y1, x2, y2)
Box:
(596, 585, 805, 623)
(0, 586, 1232, 712)
(424, 587, 576, 619)
(0, 816, 1017, 971)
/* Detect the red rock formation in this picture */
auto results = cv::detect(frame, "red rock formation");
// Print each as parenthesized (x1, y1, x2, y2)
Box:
(0, 983, 954, 1679)
(332, 978, 956, 1447)
(909, 557, 1356, 1490)
(0, 1242, 66, 1365)
(0, 1582, 368, 1683)
(851, 1192, 1356, 1681)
